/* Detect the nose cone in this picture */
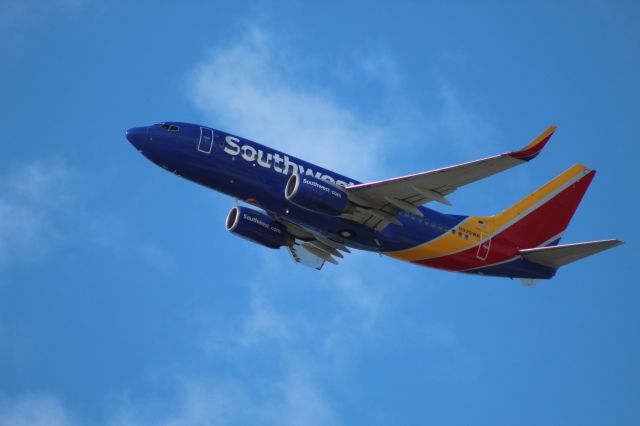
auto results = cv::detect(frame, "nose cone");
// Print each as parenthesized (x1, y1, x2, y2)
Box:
(126, 126, 148, 150)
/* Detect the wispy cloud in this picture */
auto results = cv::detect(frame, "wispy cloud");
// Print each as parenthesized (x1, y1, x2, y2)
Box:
(204, 249, 389, 353)
(0, 394, 75, 426)
(0, 161, 70, 267)
(357, 52, 402, 91)
(330, 266, 385, 331)
(434, 83, 496, 156)
(108, 372, 338, 426)
(193, 250, 393, 424)
(83, 211, 176, 273)
(237, 284, 297, 347)
(187, 27, 399, 180)
(187, 27, 496, 182)
(0, 376, 337, 426)
(0, 160, 175, 275)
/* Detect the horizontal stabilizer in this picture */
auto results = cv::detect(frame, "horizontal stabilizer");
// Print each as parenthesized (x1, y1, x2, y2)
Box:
(519, 239, 623, 269)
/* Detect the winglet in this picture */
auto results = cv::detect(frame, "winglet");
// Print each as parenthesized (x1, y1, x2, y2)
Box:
(509, 125, 557, 162)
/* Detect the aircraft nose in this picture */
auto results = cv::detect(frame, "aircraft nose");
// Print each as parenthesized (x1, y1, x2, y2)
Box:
(126, 126, 148, 150)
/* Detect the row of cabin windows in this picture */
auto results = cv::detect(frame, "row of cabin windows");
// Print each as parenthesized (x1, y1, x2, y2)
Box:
(451, 229, 470, 240)
(399, 211, 449, 232)
(399, 212, 470, 240)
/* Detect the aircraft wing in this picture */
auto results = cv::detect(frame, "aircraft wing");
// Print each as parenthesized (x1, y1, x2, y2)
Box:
(343, 126, 557, 230)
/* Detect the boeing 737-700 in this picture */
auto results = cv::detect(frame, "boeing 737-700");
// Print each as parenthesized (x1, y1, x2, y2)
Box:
(126, 123, 622, 285)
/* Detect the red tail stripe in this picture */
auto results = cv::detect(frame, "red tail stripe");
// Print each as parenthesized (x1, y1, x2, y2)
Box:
(414, 170, 595, 271)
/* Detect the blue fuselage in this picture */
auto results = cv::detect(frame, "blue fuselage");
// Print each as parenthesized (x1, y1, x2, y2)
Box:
(126, 122, 465, 253)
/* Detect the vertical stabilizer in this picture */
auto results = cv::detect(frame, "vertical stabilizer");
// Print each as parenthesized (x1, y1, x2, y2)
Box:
(486, 164, 595, 249)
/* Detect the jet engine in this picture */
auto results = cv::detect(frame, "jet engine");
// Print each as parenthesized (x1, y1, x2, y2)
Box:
(225, 206, 292, 249)
(285, 174, 349, 216)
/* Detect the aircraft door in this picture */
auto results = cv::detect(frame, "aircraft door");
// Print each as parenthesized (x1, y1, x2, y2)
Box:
(198, 127, 214, 154)
(476, 233, 491, 261)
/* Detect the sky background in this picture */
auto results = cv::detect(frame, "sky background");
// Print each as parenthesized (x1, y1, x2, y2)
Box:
(1, 1, 639, 425)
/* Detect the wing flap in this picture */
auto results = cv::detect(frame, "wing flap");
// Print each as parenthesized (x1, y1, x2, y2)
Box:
(275, 215, 348, 269)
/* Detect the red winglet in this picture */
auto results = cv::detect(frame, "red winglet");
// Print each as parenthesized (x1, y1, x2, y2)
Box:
(509, 125, 557, 161)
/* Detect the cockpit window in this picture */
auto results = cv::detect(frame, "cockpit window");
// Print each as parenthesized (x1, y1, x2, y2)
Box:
(153, 123, 180, 132)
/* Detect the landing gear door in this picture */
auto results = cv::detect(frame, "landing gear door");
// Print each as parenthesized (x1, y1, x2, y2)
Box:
(198, 127, 214, 154)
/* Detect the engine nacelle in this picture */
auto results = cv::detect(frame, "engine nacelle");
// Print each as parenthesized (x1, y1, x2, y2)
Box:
(225, 206, 291, 249)
(285, 174, 349, 216)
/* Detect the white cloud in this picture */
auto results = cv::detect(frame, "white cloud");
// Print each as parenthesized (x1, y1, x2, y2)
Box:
(192, 251, 393, 425)
(237, 284, 297, 347)
(0, 160, 175, 274)
(0, 373, 338, 426)
(4, 161, 70, 201)
(435, 83, 496, 156)
(207, 249, 389, 352)
(109, 372, 338, 426)
(82, 211, 176, 273)
(358, 53, 401, 90)
(197, 248, 403, 420)
(277, 368, 339, 426)
(187, 27, 395, 181)
(0, 395, 75, 426)
(0, 161, 70, 267)
(186, 27, 497, 184)
(330, 267, 385, 331)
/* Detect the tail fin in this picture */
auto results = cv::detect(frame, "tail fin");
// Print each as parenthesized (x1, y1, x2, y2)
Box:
(485, 164, 595, 249)
(519, 239, 624, 269)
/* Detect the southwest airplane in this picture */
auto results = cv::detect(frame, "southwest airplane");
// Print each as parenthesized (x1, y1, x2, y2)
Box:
(126, 122, 622, 285)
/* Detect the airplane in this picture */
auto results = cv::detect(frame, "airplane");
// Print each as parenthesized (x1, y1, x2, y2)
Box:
(125, 122, 622, 285)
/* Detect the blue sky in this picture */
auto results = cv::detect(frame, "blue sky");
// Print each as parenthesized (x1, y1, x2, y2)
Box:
(1, 1, 638, 425)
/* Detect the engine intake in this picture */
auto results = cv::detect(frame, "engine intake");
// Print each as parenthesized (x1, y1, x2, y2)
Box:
(285, 174, 349, 216)
(226, 206, 291, 249)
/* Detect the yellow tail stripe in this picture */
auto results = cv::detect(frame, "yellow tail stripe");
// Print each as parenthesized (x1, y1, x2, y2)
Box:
(386, 164, 590, 262)
(493, 164, 589, 225)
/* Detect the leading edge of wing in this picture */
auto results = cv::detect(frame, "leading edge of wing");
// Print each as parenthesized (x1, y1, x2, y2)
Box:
(345, 125, 557, 191)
